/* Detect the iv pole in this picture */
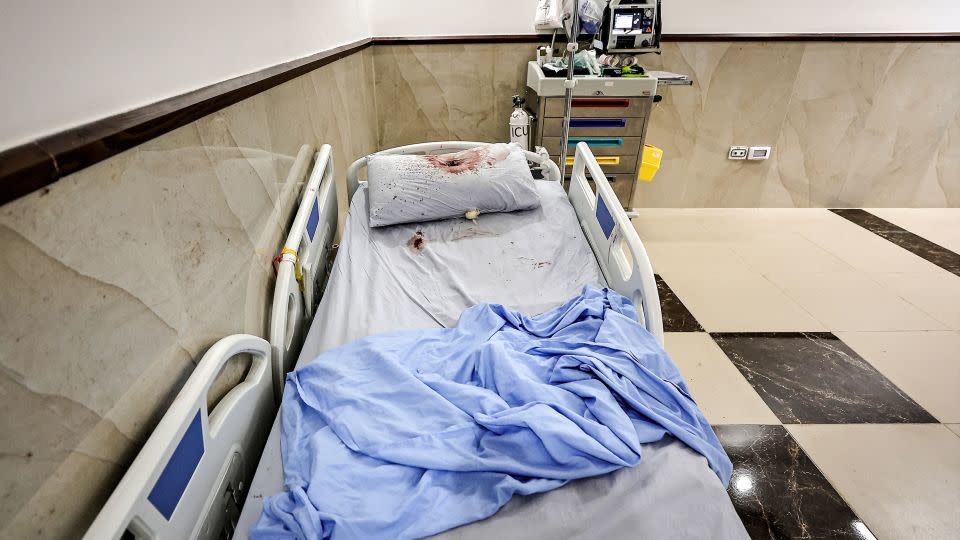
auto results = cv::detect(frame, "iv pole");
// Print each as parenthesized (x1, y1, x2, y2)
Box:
(557, 0, 580, 181)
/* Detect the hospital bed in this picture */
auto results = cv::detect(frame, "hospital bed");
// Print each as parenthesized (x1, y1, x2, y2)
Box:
(84, 142, 746, 539)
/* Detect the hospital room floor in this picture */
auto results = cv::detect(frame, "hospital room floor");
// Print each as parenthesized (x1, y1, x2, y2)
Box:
(632, 208, 960, 540)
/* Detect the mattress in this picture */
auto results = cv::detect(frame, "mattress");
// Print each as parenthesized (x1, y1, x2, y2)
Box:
(302, 179, 606, 352)
(235, 180, 746, 539)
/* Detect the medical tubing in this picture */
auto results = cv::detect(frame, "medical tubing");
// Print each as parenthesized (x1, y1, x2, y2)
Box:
(558, 0, 581, 180)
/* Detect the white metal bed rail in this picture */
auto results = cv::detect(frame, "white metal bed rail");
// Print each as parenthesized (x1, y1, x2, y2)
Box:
(83, 334, 273, 540)
(270, 144, 336, 403)
(568, 142, 664, 345)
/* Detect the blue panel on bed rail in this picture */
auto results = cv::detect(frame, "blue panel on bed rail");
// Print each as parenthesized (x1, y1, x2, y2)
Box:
(596, 194, 616, 239)
(148, 410, 204, 520)
(307, 198, 320, 242)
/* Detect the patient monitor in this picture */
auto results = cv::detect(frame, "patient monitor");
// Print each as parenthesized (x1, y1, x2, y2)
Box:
(602, 0, 661, 53)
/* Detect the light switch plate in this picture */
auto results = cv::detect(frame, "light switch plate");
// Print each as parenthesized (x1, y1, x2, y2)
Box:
(748, 146, 771, 160)
(728, 146, 748, 160)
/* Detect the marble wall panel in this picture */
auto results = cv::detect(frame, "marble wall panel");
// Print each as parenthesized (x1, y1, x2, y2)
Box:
(640, 42, 806, 208)
(929, 108, 960, 205)
(837, 43, 960, 207)
(373, 42, 960, 208)
(773, 43, 903, 208)
(374, 44, 529, 147)
(0, 50, 377, 538)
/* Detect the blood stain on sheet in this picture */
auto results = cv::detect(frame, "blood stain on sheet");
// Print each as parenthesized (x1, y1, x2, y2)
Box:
(407, 230, 426, 252)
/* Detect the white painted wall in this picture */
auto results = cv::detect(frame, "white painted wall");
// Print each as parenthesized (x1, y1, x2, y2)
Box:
(3, 0, 957, 151)
(0, 0, 371, 150)
(368, 0, 960, 36)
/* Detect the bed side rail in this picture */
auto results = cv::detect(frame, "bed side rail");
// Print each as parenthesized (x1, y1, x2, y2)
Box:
(84, 335, 274, 540)
(568, 142, 664, 345)
(345, 141, 562, 202)
(270, 144, 337, 402)
(280, 144, 335, 318)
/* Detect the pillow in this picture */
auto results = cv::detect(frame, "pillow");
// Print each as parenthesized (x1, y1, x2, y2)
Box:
(366, 143, 541, 227)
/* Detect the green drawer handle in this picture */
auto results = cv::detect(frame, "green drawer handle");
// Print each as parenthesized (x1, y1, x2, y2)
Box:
(568, 137, 623, 147)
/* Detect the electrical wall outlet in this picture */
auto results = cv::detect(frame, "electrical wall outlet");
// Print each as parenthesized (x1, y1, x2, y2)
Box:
(748, 146, 771, 160)
(728, 146, 748, 160)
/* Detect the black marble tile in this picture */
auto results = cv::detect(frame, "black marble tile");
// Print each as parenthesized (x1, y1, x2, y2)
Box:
(831, 209, 960, 276)
(715, 425, 875, 540)
(655, 274, 704, 332)
(711, 332, 936, 424)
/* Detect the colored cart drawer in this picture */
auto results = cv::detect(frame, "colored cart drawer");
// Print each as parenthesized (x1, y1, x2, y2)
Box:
(544, 97, 651, 118)
(563, 154, 639, 175)
(542, 117, 647, 137)
(541, 136, 644, 156)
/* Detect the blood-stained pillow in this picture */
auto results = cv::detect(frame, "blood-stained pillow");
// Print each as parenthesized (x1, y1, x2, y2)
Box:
(366, 143, 541, 227)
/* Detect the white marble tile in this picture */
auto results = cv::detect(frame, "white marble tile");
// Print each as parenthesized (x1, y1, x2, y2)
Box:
(867, 208, 960, 253)
(652, 208, 839, 242)
(632, 212, 714, 242)
(871, 271, 960, 330)
(836, 331, 960, 423)
(727, 232, 853, 275)
(664, 270, 824, 332)
(643, 241, 750, 277)
(799, 216, 944, 274)
(788, 424, 960, 540)
(766, 271, 947, 331)
(665, 333, 778, 425)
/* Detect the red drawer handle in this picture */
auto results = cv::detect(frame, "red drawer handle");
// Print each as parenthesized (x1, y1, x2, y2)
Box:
(572, 99, 630, 108)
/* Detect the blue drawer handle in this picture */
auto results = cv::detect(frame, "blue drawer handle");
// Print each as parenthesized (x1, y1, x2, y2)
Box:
(568, 137, 623, 147)
(570, 118, 627, 128)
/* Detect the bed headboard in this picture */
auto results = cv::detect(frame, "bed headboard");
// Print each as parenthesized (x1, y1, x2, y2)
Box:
(84, 335, 273, 540)
(345, 141, 562, 202)
(270, 144, 337, 402)
(567, 143, 665, 345)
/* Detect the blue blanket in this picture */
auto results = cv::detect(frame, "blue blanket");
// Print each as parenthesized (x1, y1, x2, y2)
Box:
(253, 286, 731, 539)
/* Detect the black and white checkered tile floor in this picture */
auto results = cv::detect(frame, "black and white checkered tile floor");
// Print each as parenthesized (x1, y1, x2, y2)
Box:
(635, 208, 960, 539)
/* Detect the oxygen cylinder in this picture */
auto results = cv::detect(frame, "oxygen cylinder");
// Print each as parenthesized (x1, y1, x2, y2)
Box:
(509, 95, 531, 151)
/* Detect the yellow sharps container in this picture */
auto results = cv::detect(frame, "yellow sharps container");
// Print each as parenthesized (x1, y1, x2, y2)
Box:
(638, 145, 663, 182)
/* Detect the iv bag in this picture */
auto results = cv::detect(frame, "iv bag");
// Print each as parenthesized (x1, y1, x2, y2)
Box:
(578, 0, 603, 35)
(534, 0, 564, 31)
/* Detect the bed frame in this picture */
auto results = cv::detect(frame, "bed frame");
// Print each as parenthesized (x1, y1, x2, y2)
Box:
(83, 334, 273, 540)
(83, 141, 662, 539)
(567, 142, 663, 340)
(269, 144, 336, 403)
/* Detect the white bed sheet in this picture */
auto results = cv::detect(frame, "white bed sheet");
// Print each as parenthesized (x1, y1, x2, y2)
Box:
(305, 179, 606, 350)
(235, 181, 746, 539)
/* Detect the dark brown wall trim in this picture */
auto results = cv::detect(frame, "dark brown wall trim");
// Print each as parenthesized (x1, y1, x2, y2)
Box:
(4, 31, 960, 205)
(373, 33, 960, 44)
(375, 34, 556, 45)
(663, 32, 960, 42)
(0, 37, 372, 206)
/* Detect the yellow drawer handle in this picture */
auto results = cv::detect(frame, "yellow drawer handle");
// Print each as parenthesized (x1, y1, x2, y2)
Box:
(566, 156, 621, 166)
